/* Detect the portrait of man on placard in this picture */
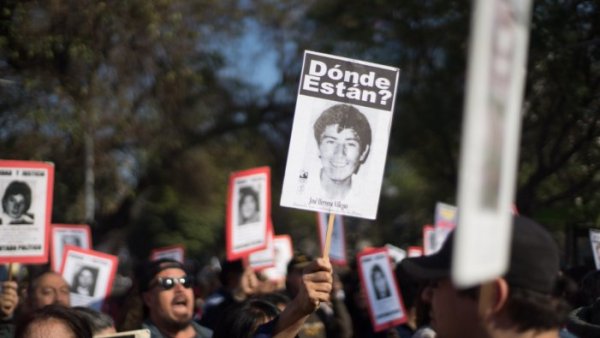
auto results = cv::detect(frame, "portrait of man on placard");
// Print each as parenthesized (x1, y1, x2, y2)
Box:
(1, 180, 34, 225)
(238, 185, 261, 225)
(71, 265, 99, 297)
(370, 263, 391, 300)
(312, 104, 372, 200)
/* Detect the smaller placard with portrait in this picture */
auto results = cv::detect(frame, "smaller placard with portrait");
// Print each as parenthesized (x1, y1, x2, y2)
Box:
(60, 247, 118, 311)
(247, 223, 275, 271)
(0, 160, 54, 264)
(357, 248, 407, 332)
(51, 224, 92, 272)
(262, 235, 293, 281)
(226, 167, 271, 261)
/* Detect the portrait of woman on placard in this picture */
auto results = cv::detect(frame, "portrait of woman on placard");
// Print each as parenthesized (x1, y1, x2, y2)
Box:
(1, 180, 34, 225)
(238, 186, 260, 225)
(71, 266, 98, 297)
(371, 264, 391, 300)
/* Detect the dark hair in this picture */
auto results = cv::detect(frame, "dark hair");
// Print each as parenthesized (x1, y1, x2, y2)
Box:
(238, 187, 259, 219)
(212, 299, 280, 338)
(258, 292, 291, 309)
(313, 104, 372, 163)
(218, 259, 244, 287)
(72, 306, 115, 334)
(2, 180, 32, 213)
(15, 304, 93, 338)
(503, 285, 571, 332)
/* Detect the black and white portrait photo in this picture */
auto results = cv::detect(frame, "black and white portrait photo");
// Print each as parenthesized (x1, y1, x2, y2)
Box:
(238, 186, 261, 225)
(1, 180, 34, 225)
(370, 264, 391, 300)
(71, 265, 98, 297)
(313, 104, 372, 200)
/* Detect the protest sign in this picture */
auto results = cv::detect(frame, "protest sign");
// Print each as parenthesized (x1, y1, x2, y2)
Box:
(357, 248, 407, 331)
(247, 223, 275, 271)
(385, 243, 406, 264)
(60, 246, 118, 311)
(51, 224, 92, 272)
(317, 213, 347, 265)
(262, 235, 293, 281)
(590, 229, 600, 270)
(150, 245, 185, 263)
(226, 167, 271, 260)
(0, 160, 54, 264)
(281, 51, 400, 220)
(407, 246, 423, 257)
(434, 202, 457, 252)
(453, 0, 534, 288)
(422, 225, 436, 256)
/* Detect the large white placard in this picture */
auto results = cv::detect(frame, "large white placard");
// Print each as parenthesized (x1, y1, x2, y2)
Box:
(452, 0, 534, 287)
(281, 51, 400, 219)
(51, 224, 92, 272)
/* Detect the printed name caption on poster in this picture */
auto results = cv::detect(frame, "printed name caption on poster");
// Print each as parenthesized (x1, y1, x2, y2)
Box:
(300, 54, 397, 110)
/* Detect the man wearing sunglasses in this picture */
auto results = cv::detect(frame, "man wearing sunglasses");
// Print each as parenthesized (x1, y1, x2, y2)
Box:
(140, 258, 212, 338)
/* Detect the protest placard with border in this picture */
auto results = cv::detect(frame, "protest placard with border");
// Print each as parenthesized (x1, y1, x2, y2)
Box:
(150, 244, 185, 263)
(589, 229, 600, 270)
(60, 246, 118, 311)
(316, 213, 347, 265)
(434, 202, 457, 252)
(407, 246, 423, 257)
(453, 0, 533, 288)
(226, 167, 271, 261)
(0, 160, 54, 264)
(357, 248, 407, 331)
(262, 235, 293, 281)
(280, 51, 400, 220)
(247, 222, 275, 271)
(51, 224, 92, 272)
(385, 243, 406, 265)
(422, 225, 436, 256)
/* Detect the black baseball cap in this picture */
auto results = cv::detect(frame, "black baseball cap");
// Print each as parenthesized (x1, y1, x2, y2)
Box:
(138, 258, 188, 292)
(400, 215, 560, 294)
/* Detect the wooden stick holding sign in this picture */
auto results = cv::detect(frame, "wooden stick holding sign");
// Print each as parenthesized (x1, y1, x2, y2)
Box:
(322, 213, 336, 260)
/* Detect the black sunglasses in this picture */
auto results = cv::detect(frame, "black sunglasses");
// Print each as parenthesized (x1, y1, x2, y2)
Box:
(153, 276, 192, 290)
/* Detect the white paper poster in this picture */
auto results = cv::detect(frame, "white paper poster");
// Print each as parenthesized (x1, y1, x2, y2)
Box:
(281, 51, 400, 219)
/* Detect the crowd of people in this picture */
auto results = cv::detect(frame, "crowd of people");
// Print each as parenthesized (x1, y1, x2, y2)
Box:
(1, 215, 600, 338)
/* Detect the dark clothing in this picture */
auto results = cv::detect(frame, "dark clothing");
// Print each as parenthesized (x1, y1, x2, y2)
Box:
(199, 288, 241, 330)
(143, 319, 212, 338)
(295, 297, 352, 338)
(0, 317, 14, 338)
(565, 301, 600, 338)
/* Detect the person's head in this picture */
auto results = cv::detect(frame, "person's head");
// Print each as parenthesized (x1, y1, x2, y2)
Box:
(2, 181, 32, 219)
(400, 215, 569, 338)
(212, 299, 280, 338)
(28, 271, 71, 310)
(140, 258, 194, 332)
(72, 306, 116, 335)
(371, 264, 389, 298)
(313, 104, 372, 180)
(15, 304, 92, 338)
(238, 187, 259, 223)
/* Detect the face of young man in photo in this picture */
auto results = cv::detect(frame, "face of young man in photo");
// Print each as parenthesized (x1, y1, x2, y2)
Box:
(144, 268, 194, 330)
(318, 125, 367, 182)
(78, 269, 94, 289)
